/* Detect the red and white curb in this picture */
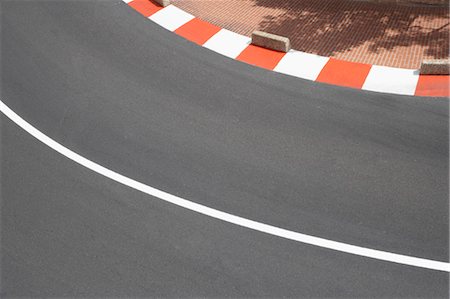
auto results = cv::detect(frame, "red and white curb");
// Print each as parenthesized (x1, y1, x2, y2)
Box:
(123, 0, 449, 98)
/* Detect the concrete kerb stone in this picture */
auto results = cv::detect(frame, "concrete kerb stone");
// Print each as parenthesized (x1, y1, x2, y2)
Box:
(251, 31, 291, 53)
(154, 0, 170, 7)
(420, 59, 450, 75)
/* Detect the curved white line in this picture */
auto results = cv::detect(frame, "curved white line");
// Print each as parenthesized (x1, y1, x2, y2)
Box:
(1, 100, 449, 272)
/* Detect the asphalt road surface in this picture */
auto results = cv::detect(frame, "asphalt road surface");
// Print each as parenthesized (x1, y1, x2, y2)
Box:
(1, 0, 449, 297)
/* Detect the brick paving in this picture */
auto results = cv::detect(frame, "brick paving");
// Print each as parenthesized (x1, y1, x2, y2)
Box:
(172, 0, 449, 69)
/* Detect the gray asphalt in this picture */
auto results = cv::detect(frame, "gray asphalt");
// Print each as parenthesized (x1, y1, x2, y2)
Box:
(1, 0, 449, 297)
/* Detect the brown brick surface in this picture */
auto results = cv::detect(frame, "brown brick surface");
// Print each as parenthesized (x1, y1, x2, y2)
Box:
(172, 0, 449, 69)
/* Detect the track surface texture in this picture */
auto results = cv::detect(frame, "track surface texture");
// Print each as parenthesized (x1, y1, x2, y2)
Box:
(1, 0, 449, 297)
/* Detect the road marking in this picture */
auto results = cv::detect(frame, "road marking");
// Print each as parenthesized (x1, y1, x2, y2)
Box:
(174, 18, 221, 46)
(274, 50, 330, 81)
(149, 5, 194, 32)
(415, 75, 450, 97)
(128, 0, 162, 18)
(1, 99, 449, 273)
(363, 66, 420, 96)
(203, 29, 251, 59)
(316, 58, 372, 89)
(236, 45, 286, 70)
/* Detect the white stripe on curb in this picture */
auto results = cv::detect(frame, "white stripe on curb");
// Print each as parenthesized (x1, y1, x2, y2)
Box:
(203, 29, 251, 59)
(1, 99, 449, 272)
(363, 66, 420, 96)
(275, 50, 329, 81)
(149, 5, 194, 32)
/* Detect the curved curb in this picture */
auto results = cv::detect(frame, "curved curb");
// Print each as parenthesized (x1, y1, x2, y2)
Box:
(123, 0, 449, 98)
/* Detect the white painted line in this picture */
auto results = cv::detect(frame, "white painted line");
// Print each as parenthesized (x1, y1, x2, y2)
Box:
(0, 99, 448, 273)
(362, 65, 420, 96)
(122, 0, 134, 4)
(149, 5, 194, 32)
(274, 50, 329, 81)
(203, 29, 251, 59)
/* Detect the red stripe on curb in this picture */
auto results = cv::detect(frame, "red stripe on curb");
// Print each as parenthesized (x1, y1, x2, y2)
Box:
(316, 58, 372, 89)
(128, 0, 162, 17)
(175, 18, 221, 46)
(236, 45, 286, 70)
(415, 75, 449, 97)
